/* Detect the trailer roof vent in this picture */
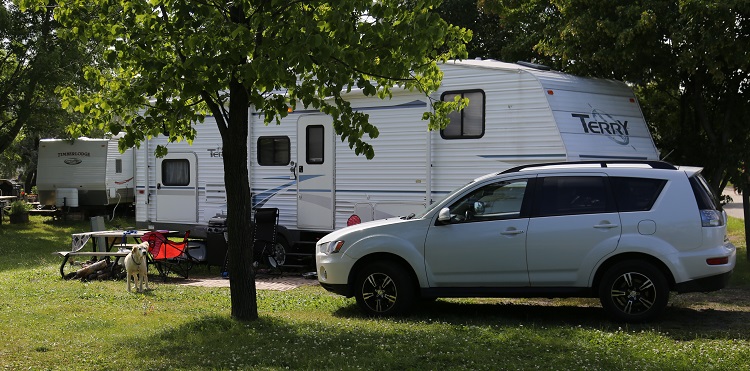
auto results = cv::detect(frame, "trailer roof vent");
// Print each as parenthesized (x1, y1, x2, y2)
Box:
(516, 61, 551, 71)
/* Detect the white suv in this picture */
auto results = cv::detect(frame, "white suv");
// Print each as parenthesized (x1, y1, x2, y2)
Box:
(316, 161, 736, 322)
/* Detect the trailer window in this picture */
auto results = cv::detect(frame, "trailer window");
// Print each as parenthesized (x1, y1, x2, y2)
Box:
(440, 90, 485, 139)
(307, 125, 325, 164)
(257, 136, 291, 166)
(115, 159, 122, 174)
(161, 159, 190, 186)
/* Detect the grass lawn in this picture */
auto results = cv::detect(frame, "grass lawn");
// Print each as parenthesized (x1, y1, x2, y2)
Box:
(1, 215, 750, 370)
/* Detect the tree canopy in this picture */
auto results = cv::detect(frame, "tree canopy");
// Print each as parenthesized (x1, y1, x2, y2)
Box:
(20, 0, 470, 320)
(1, 1, 93, 188)
(473, 0, 750, 196)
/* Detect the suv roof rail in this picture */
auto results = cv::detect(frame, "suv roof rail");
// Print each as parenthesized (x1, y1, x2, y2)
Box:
(500, 160, 678, 174)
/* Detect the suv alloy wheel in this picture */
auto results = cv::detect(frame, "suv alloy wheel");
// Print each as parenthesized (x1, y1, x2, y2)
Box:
(598, 260, 669, 322)
(354, 261, 415, 316)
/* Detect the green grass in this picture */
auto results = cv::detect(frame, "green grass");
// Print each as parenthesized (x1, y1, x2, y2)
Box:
(2, 215, 750, 370)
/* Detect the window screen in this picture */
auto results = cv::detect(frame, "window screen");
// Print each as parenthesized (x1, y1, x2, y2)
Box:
(307, 125, 324, 164)
(440, 90, 485, 139)
(257, 136, 291, 166)
(161, 159, 190, 186)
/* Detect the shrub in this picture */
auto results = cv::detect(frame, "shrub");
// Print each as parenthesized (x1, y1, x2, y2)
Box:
(8, 199, 31, 215)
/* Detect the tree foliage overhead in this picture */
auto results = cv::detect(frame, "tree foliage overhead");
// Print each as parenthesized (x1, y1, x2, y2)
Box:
(478, 0, 750, 195)
(1, 1, 92, 187)
(40, 0, 470, 158)
(435, 0, 506, 60)
(21, 0, 470, 320)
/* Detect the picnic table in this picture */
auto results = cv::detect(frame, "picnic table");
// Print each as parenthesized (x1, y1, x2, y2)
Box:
(0, 195, 17, 221)
(56, 229, 178, 278)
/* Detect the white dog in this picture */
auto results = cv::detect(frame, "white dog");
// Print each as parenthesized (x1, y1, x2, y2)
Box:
(124, 242, 150, 293)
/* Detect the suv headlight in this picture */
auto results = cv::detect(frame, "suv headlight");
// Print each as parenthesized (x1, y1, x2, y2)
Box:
(321, 240, 345, 254)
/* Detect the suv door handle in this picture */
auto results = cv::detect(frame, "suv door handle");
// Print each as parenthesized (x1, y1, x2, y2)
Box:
(594, 223, 619, 229)
(501, 229, 525, 235)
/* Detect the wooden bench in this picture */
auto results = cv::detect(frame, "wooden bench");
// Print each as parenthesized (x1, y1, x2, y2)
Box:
(29, 209, 62, 220)
(55, 251, 131, 278)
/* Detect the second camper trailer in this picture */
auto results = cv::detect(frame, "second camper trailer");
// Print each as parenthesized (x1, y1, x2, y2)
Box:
(37, 137, 135, 210)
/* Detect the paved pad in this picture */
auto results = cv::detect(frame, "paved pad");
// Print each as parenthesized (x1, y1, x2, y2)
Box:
(176, 274, 319, 291)
(723, 188, 744, 220)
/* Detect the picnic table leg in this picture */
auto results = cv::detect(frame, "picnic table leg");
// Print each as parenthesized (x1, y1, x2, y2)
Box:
(112, 256, 124, 277)
(59, 254, 71, 278)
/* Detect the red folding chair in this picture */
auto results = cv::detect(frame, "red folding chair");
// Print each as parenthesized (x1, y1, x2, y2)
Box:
(142, 231, 195, 280)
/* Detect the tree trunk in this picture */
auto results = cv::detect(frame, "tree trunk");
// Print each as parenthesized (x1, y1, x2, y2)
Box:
(744, 192, 750, 261)
(221, 75, 258, 321)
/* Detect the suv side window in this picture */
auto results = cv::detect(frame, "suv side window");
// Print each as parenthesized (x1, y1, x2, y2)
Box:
(610, 177, 666, 212)
(447, 179, 529, 223)
(536, 176, 615, 217)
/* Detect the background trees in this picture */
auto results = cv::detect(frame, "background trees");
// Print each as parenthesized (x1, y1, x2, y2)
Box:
(442, 0, 750, 243)
(21, 0, 469, 320)
(0, 1, 93, 190)
(441, 0, 748, 198)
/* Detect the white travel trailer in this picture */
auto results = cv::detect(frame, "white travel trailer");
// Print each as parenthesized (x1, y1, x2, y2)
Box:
(37, 137, 136, 209)
(135, 59, 659, 256)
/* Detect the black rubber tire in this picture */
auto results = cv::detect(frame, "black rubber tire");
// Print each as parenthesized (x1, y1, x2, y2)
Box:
(599, 260, 669, 323)
(354, 261, 415, 317)
(267, 236, 288, 267)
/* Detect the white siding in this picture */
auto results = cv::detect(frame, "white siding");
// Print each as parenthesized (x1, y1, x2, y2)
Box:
(334, 93, 431, 227)
(429, 63, 567, 198)
(135, 120, 225, 229)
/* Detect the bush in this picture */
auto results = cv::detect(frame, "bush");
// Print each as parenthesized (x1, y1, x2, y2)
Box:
(8, 199, 31, 215)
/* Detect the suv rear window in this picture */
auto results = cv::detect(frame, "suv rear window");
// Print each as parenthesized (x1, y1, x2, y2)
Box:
(689, 174, 719, 211)
(610, 177, 666, 212)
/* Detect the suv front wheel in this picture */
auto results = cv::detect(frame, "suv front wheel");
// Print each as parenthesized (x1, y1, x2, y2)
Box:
(598, 260, 669, 322)
(354, 261, 415, 317)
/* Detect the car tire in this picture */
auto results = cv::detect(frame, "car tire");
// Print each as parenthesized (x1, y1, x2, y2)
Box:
(354, 261, 415, 317)
(598, 260, 669, 322)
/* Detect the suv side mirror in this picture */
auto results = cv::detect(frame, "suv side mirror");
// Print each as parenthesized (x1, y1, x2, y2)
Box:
(438, 207, 451, 223)
(473, 201, 485, 214)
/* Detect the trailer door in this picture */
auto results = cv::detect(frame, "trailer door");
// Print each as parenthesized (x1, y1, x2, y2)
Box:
(156, 152, 198, 222)
(297, 115, 334, 230)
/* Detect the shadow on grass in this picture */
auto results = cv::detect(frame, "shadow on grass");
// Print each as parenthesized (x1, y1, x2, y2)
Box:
(127, 314, 599, 369)
(328, 295, 750, 341)
(128, 298, 750, 370)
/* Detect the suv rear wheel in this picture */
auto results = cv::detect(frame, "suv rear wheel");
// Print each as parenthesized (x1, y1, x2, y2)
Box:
(599, 260, 669, 322)
(354, 261, 415, 316)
